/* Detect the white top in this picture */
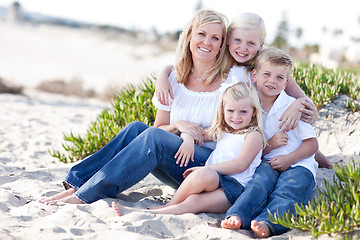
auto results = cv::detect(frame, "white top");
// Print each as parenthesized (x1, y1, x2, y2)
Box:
(262, 91, 318, 179)
(152, 66, 248, 149)
(205, 132, 262, 187)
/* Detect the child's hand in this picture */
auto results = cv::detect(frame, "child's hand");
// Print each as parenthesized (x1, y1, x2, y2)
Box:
(155, 65, 174, 106)
(268, 131, 288, 150)
(278, 98, 302, 132)
(155, 80, 173, 106)
(183, 167, 202, 178)
(300, 99, 318, 124)
(174, 134, 195, 167)
(268, 154, 292, 171)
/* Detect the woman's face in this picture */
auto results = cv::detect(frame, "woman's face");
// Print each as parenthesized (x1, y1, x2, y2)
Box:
(227, 28, 264, 65)
(189, 23, 223, 64)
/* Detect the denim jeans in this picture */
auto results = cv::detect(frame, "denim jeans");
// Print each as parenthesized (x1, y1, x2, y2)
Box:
(225, 161, 315, 236)
(64, 121, 212, 203)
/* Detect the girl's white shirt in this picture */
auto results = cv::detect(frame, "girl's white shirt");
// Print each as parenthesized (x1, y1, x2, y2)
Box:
(152, 65, 249, 150)
(205, 132, 262, 187)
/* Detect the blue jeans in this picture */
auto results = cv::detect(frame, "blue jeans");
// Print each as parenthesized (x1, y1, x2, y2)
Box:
(225, 161, 315, 235)
(64, 121, 213, 203)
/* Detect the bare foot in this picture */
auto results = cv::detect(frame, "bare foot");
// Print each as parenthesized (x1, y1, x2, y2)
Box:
(315, 151, 332, 169)
(38, 188, 76, 204)
(221, 215, 241, 230)
(45, 195, 84, 206)
(112, 201, 126, 216)
(251, 220, 271, 238)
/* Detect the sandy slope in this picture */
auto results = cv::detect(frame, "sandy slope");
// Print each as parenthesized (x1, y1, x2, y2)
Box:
(0, 89, 359, 240)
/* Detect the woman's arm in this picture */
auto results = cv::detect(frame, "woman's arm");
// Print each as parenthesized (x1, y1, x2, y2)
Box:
(207, 131, 263, 175)
(154, 109, 205, 144)
(155, 65, 174, 106)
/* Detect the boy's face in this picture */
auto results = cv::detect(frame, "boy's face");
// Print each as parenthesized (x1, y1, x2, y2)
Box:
(252, 62, 288, 98)
(227, 28, 264, 65)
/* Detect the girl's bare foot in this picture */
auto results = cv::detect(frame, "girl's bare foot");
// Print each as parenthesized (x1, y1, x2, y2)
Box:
(251, 220, 272, 238)
(315, 151, 332, 169)
(38, 188, 76, 204)
(221, 215, 241, 230)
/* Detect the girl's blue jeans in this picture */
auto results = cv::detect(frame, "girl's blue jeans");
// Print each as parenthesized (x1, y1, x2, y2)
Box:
(64, 121, 212, 203)
(225, 161, 315, 236)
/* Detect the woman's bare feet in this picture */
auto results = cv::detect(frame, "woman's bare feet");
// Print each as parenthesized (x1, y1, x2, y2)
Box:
(42, 195, 84, 206)
(38, 188, 76, 204)
(251, 220, 272, 238)
(112, 201, 127, 216)
(221, 215, 241, 230)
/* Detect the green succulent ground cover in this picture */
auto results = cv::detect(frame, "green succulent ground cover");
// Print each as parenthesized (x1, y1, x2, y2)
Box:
(49, 64, 360, 238)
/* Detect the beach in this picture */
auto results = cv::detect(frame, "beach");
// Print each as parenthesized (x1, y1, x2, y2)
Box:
(1, 22, 359, 240)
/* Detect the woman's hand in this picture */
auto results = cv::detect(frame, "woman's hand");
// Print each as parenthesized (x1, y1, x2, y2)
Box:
(300, 99, 318, 124)
(175, 120, 205, 145)
(183, 166, 202, 178)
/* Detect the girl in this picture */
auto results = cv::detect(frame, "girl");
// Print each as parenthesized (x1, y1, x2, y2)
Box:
(155, 12, 331, 168)
(112, 82, 267, 215)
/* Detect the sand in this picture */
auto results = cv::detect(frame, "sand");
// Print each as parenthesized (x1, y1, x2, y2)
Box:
(1, 21, 359, 240)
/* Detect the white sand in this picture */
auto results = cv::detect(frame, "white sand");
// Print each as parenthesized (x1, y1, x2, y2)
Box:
(1, 21, 359, 240)
(1, 89, 359, 240)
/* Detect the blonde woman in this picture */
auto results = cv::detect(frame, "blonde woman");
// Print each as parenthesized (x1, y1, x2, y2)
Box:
(39, 9, 234, 205)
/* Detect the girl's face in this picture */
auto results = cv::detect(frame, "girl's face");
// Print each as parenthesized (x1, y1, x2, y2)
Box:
(223, 97, 255, 131)
(190, 23, 223, 64)
(227, 28, 264, 65)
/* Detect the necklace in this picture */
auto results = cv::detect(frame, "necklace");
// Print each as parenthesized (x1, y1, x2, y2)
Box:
(191, 68, 206, 83)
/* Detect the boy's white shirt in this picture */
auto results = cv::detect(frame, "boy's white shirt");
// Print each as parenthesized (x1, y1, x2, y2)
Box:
(262, 90, 318, 179)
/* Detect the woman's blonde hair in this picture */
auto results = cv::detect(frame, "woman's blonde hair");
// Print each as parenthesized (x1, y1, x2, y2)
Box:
(223, 13, 266, 75)
(174, 9, 228, 85)
(207, 82, 267, 147)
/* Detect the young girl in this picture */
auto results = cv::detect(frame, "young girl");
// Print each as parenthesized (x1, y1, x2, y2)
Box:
(155, 12, 331, 169)
(112, 82, 267, 216)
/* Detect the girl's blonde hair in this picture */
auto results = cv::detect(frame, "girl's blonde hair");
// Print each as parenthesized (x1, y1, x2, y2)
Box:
(175, 9, 228, 85)
(223, 13, 266, 75)
(207, 82, 267, 147)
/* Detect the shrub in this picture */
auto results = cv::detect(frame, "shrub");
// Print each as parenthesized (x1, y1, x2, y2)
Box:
(49, 74, 156, 163)
(50, 64, 360, 163)
(269, 160, 360, 238)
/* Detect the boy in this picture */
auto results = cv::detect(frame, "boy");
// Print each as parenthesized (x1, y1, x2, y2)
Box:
(221, 48, 318, 238)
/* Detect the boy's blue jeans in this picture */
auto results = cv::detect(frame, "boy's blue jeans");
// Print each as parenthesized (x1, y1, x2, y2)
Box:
(64, 121, 212, 203)
(225, 161, 315, 235)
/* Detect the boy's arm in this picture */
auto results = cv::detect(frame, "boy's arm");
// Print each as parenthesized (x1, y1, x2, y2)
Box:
(268, 137, 318, 172)
(155, 65, 174, 106)
(280, 75, 319, 132)
(175, 132, 195, 167)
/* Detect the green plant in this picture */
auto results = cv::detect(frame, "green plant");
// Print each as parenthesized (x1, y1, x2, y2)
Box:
(292, 64, 360, 110)
(269, 160, 360, 238)
(50, 64, 360, 163)
(49, 74, 157, 163)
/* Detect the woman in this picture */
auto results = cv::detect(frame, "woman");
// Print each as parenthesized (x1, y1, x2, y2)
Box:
(39, 9, 231, 205)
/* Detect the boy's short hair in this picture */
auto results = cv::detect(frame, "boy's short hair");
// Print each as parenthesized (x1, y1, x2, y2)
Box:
(254, 47, 293, 77)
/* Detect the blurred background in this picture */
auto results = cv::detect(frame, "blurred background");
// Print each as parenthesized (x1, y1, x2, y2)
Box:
(0, 0, 359, 99)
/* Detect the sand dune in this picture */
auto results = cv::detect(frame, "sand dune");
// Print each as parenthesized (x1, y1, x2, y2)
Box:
(1, 21, 359, 240)
(1, 89, 359, 239)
